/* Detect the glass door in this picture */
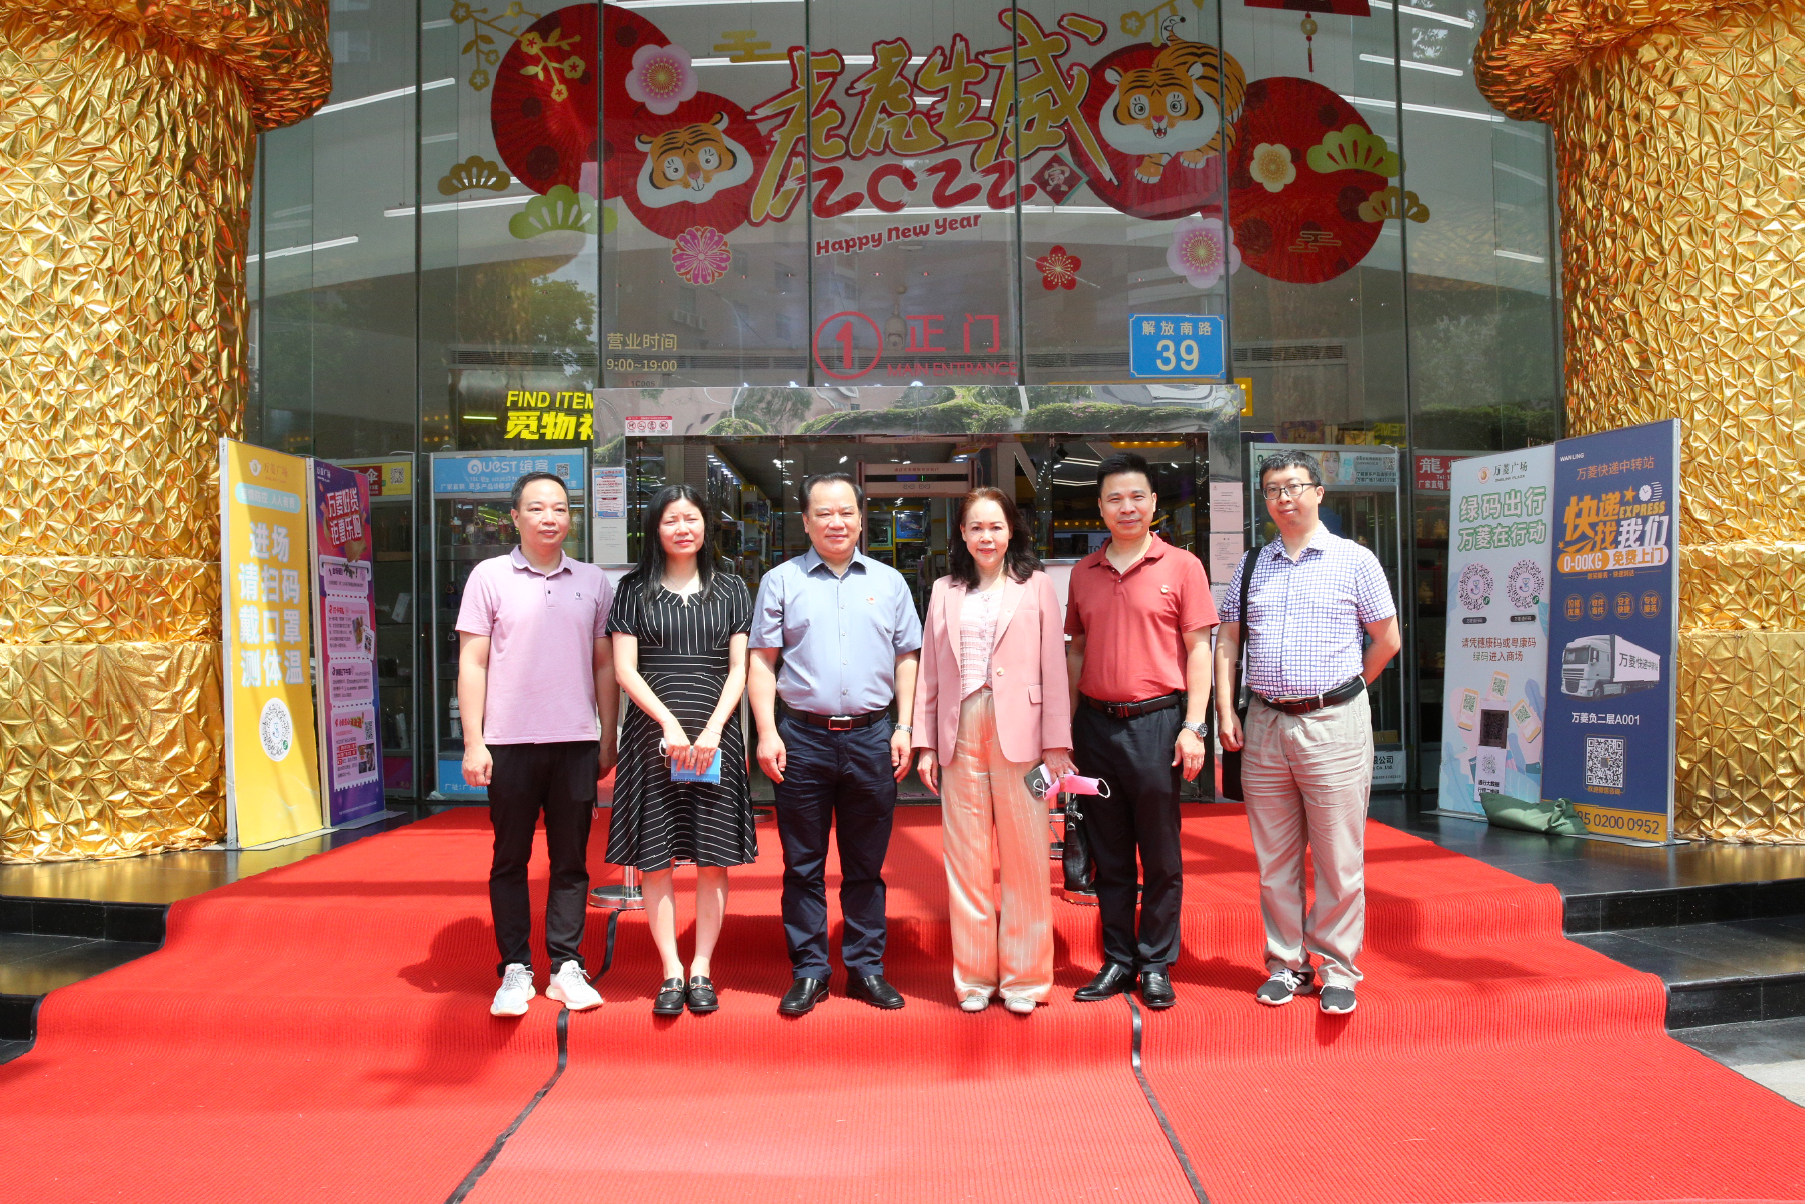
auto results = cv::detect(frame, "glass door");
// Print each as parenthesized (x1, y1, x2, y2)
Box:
(428, 449, 588, 800)
(1249, 443, 1406, 789)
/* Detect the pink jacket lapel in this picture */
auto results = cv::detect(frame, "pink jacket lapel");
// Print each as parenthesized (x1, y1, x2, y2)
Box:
(993, 576, 1024, 647)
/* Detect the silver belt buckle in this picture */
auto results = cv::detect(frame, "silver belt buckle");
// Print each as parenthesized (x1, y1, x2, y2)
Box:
(827, 714, 854, 731)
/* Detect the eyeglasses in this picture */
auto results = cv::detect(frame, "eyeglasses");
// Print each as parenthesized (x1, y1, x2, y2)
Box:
(1261, 482, 1319, 501)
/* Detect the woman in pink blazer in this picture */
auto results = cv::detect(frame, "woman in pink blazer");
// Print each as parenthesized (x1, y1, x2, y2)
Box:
(914, 487, 1075, 1014)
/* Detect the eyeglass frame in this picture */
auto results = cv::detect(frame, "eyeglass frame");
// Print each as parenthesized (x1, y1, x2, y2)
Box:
(1260, 481, 1322, 501)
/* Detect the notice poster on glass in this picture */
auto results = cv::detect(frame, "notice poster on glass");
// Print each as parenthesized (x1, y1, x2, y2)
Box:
(1542, 421, 1680, 842)
(1437, 447, 1556, 816)
(593, 465, 628, 563)
(312, 461, 385, 826)
(219, 440, 323, 847)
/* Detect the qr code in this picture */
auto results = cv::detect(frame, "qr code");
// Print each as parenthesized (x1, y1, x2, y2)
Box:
(1585, 737, 1625, 789)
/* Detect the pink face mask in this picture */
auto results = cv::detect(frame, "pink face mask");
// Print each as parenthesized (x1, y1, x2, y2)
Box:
(1042, 772, 1110, 801)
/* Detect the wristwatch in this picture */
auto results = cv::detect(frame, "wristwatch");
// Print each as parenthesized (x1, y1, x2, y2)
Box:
(894, 724, 912, 734)
(1181, 719, 1209, 739)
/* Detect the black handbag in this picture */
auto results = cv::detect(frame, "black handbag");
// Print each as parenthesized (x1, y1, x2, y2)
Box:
(1218, 549, 1257, 802)
(1061, 795, 1096, 893)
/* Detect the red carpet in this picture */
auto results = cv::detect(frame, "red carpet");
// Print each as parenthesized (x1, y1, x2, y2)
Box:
(3, 805, 1803, 1203)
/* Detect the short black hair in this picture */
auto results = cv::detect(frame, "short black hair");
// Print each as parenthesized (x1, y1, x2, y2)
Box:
(510, 470, 570, 510)
(1257, 451, 1324, 488)
(1095, 451, 1152, 496)
(800, 471, 863, 511)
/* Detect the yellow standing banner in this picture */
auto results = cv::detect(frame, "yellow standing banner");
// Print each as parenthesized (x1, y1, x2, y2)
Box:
(220, 439, 324, 846)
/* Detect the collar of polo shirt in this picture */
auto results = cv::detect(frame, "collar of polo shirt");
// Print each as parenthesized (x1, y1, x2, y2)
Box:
(1087, 532, 1169, 575)
(509, 545, 571, 577)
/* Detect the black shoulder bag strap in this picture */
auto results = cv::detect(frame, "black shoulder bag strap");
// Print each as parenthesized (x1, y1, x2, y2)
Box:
(1233, 547, 1257, 720)
(1220, 548, 1258, 801)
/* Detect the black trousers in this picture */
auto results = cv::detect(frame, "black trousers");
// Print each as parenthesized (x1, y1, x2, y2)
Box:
(488, 740, 598, 976)
(772, 714, 897, 979)
(1072, 704, 1185, 972)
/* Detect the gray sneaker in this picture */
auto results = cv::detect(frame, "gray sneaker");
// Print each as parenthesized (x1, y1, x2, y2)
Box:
(1255, 967, 1314, 1006)
(1319, 985, 1357, 1014)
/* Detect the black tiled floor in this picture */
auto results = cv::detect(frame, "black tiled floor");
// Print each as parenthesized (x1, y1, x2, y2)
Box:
(1629, 919, 1805, 977)
(0, 940, 160, 997)
(1374, 797, 1805, 894)
(0, 809, 421, 907)
(1680, 1014, 1805, 1068)
(1569, 931, 1745, 983)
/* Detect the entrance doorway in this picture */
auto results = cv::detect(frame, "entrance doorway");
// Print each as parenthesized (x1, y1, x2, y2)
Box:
(614, 433, 1216, 802)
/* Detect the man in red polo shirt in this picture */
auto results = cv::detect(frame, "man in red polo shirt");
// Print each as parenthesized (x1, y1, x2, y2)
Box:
(1064, 452, 1218, 1010)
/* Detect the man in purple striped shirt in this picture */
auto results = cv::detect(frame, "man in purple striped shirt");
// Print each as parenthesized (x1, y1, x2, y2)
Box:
(1214, 450, 1400, 1017)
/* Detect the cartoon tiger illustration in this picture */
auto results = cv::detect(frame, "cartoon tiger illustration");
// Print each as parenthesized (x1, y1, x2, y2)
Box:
(1099, 36, 1247, 185)
(634, 112, 754, 208)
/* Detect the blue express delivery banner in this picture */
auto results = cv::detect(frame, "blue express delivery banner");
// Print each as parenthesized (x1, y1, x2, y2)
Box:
(1541, 420, 1680, 841)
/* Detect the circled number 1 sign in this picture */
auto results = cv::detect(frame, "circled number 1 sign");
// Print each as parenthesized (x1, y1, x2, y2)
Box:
(813, 311, 883, 381)
(1129, 314, 1226, 380)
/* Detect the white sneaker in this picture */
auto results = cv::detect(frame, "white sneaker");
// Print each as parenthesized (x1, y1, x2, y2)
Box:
(546, 959, 603, 1011)
(1003, 997, 1037, 1015)
(491, 963, 535, 1016)
(959, 993, 992, 1012)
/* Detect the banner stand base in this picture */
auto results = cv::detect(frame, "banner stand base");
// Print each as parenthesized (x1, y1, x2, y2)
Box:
(333, 809, 406, 832)
(1427, 808, 1688, 848)
(229, 826, 335, 852)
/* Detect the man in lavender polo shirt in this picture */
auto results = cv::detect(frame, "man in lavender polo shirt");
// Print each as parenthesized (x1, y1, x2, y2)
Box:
(457, 471, 618, 1017)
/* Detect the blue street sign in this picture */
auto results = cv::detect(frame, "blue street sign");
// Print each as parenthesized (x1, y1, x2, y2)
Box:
(1128, 314, 1226, 380)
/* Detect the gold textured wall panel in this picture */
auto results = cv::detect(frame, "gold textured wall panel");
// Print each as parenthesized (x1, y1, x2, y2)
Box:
(0, 4, 327, 861)
(1479, 0, 1805, 840)
(1678, 632, 1805, 841)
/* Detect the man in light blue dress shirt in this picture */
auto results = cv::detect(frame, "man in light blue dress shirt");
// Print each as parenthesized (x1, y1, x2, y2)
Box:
(749, 473, 923, 1016)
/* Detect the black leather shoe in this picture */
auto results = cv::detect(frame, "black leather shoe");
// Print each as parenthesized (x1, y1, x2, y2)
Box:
(845, 974, 905, 1010)
(652, 977, 686, 1016)
(686, 976, 719, 1014)
(778, 976, 830, 1016)
(1139, 969, 1177, 1010)
(1074, 963, 1137, 1002)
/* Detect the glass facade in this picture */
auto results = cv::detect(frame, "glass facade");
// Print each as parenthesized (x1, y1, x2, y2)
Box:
(248, 0, 1560, 802)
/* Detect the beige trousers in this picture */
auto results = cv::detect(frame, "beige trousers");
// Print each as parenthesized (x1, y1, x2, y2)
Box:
(1242, 691, 1374, 988)
(941, 690, 1054, 1003)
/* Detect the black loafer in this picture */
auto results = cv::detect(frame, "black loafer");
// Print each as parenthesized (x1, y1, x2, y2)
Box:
(1074, 963, 1137, 1002)
(845, 974, 905, 1010)
(652, 977, 686, 1016)
(778, 976, 830, 1016)
(1139, 969, 1177, 1010)
(686, 975, 719, 1014)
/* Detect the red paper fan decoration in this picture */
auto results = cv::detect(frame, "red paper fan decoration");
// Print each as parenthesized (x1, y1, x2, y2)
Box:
(1227, 75, 1385, 284)
(491, 4, 599, 196)
(1074, 40, 1234, 222)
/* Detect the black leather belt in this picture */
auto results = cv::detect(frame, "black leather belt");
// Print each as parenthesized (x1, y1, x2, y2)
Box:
(784, 706, 887, 731)
(1081, 691, 1184, 720)
(1258, 676, 1365, 716)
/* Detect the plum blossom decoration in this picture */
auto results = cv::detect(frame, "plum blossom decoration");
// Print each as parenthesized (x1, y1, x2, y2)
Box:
(671, 225, 732, 285)
(626, 43, 697, 115)
(1035, 245, 1082, 290)
(1249, 142, 1297, 194)
(1166, 216, 1240, 290)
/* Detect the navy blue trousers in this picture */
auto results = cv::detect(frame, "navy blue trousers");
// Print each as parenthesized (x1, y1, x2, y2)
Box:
(772, 714, 897, 979)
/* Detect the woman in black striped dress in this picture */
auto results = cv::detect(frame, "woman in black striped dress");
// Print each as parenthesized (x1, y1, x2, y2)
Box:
(607, 484, 756, 1016)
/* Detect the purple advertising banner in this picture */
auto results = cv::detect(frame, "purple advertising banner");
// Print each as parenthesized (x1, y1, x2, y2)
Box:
(312, 462, 385, 826)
